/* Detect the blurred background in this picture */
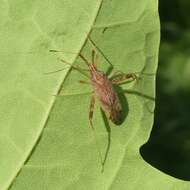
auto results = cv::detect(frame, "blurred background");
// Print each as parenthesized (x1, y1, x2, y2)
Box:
(140, 0, 190, 180)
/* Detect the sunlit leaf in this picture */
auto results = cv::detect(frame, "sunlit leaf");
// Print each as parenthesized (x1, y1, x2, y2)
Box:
(1, 0, 188, 190)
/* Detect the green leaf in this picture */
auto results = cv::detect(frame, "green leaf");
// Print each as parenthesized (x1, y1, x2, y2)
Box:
(1, 0, 189, 190)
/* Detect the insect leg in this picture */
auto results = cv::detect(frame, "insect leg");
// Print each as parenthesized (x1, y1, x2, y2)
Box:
(78, 80, 91, 85)
(123, 89, 155, 101)
(89, 95, 104, 171)
(111, 73, 138, 85)
(123, 89, 155, 113)
(59, 59, 90, 79)
(59, 58, 88, 71)
(91, 48, 99, 66)
(89, 95, 96, 129)
(109, 70, 124, 77)
(44, 57, 90, 77)
(87, 35, 113, 68)
(92, 49, 95, 65)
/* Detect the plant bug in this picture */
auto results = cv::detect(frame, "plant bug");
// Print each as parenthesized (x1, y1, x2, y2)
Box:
(50, 50, 137, 126)
(49, 36, 155, 172)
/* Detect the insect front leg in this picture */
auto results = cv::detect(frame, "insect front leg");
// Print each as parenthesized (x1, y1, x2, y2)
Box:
(110, 73, 138, 85)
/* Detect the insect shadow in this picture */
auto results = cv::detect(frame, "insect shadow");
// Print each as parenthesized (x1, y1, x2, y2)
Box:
(48, 36, 155, 172)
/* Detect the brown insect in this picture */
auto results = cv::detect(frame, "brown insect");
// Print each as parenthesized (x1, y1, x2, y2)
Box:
(75, 51, 137, 126)
(51, 48, 137, 127)
(50, 38, 140, 171)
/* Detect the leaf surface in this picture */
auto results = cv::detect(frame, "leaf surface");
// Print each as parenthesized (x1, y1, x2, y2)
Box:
(0, 0, 189, 190)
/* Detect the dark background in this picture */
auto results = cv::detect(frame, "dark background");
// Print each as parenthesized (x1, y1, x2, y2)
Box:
(140, 0, 190, 180)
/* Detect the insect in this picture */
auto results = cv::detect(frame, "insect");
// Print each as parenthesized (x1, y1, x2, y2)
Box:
(51, 47, 137, 127)
(77, 51, 136, 126)
(49, 36, 152, 172)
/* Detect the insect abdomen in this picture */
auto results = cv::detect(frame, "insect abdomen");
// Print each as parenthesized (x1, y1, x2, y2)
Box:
(96, 83, 123, 125)
(109, 100, 123, 125)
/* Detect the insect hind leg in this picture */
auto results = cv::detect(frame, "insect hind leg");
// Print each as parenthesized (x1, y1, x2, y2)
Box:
(88, 95, 105, 172)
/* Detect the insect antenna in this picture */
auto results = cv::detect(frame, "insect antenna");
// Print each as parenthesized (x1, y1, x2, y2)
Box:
(44, 66, 70, 75)
(49, 49, 91, 67)
(48, 50, 90, 78)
